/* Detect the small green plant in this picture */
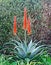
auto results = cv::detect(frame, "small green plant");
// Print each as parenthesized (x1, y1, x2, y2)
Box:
(0, 54, 10, 65)
(40, 54, 51, 65)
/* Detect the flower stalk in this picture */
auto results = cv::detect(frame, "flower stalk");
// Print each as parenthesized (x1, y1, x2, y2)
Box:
(13, 16, 17, 36)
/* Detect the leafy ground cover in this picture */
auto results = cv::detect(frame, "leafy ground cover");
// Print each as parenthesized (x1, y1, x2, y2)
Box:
(0, 53, 51, 65)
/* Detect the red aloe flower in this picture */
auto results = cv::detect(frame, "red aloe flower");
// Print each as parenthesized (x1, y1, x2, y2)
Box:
(27, 17, 31, 35)
(23, 7, 27, 30)
(13, 16, 17, 35)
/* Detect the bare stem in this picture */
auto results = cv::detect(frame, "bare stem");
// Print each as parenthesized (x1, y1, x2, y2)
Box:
(25, 30, 26, 44)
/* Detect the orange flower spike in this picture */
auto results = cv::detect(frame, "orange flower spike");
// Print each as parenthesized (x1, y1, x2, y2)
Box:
(27, 17, 31, 35)
(23, 7, 27, 30)
(13, 16, 17, 35)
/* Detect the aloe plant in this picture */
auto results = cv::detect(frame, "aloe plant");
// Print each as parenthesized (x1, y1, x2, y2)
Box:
(3, 39, 45, 62)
